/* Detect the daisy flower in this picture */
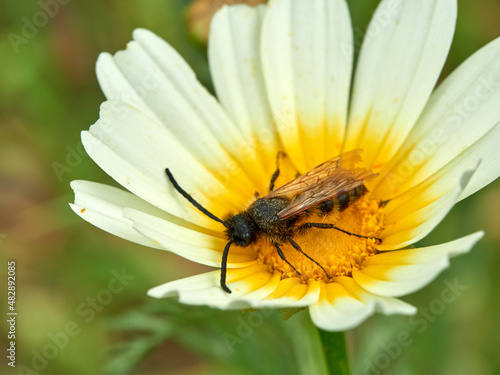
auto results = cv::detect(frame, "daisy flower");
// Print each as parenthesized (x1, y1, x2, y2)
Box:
(70, 0, 500, 332)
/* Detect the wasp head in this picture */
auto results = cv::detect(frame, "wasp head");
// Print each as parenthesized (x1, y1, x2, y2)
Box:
(224, 213, 256, 247)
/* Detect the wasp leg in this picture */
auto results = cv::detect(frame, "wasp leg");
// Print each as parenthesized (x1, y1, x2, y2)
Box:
(299, 222, 381, 243)
(274, 243, 301, 276)
(220, 240, 234, 293)
(269, 151, 286, 192)
(286, 236, 330, 279)
(269, 169, 280, 192)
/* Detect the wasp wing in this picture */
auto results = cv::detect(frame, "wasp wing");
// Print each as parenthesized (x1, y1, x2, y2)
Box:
(265, 149, 378, 220)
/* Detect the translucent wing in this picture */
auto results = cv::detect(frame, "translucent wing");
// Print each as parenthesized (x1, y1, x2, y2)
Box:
(265, 149, 378, 219)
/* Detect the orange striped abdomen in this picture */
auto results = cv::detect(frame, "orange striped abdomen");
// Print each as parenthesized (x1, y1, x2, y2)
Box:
(318, 185, 368, 214)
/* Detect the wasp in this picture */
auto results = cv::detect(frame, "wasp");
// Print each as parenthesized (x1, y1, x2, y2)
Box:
(166, 149, 380, 293)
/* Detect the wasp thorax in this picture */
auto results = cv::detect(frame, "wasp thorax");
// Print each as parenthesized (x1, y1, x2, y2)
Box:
(248, 197, 289, 227)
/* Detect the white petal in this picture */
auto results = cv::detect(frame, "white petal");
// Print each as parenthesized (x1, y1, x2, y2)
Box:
(148, 263, 323, 310)
(344, 0, 457, 169)
(379, 161, 477, 249)
(209, 5, 280, 174)
(309, 282, 375, 331)
(147, 269, 234, 305)
(171, 268, 281, 310)
(148, 264, 285, 310)
(83, 101, 252, 228)
(261, 0, 353, 170)
(373, 37, 500, 201)
(335, 276, 416, 316)
(456, 125, 500, 200)
(97, 29, 269, 189)
(353, 232, 484, 297)
(70, 180, 164, 249)
(124, 208, 256, 268)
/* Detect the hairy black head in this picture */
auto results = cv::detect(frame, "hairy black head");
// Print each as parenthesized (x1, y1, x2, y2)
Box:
(224, 213, 257, 247)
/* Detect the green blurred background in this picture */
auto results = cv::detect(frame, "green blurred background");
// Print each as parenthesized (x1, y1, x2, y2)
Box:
(1, 0, 499, 374)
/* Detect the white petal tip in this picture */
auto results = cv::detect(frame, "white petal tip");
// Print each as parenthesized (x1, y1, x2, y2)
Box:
(69, 180, 81, 190)
(132, 28, 156, 42)
(146, 289, 162, 298)
(96, 52, 113, 68)
(405, 305, 418, 315)
(448, 231, 485, 258)
(147, 285, 174, 299)
(379, 301, 417, 316)
(68, 203, 79, 213)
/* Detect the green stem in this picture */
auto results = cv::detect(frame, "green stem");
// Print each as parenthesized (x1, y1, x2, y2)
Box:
(287, 310, 329, 375)
(285, 310, 350, 375)
(317, 328, 351, 375)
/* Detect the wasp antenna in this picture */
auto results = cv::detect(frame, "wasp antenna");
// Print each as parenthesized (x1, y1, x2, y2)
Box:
(165, 168, 228, 228)
(220, 240, 234, 293)
(269, 151, 284, 192)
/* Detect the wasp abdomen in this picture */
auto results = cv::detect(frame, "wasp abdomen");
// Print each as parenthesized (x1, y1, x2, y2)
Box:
(319, 185, 368, 214)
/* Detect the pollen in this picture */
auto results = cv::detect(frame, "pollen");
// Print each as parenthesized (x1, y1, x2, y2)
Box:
(255, 195, 385, 283)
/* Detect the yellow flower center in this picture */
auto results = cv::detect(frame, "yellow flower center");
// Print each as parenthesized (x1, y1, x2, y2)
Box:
(254, 195, 385, 282)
